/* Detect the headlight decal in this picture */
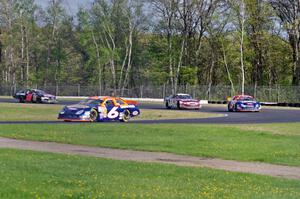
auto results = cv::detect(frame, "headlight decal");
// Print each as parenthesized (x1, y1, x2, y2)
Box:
(76, 110, 85, 115)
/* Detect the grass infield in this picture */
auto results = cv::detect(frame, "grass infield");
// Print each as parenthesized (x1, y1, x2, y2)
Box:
(0, 123, 300, 167)
(0, 102, 300, 197)
(0, 149, 299, 199)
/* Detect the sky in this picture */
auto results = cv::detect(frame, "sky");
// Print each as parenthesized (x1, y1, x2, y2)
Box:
(35, 0, 94, 15)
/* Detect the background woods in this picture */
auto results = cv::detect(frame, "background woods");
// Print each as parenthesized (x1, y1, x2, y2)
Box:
(0, 0, 299, 96)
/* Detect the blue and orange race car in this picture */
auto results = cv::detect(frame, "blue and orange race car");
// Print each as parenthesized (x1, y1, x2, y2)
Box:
(228, 95, 261, 112)
(58, 96, 140, 122)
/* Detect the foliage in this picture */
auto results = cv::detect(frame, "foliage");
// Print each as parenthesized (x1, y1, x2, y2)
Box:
(0, 0, 299, 94)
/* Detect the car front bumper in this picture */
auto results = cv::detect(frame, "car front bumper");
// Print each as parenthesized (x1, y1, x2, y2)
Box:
(58, 114, 91, 122)
(41, 98, 58, 104)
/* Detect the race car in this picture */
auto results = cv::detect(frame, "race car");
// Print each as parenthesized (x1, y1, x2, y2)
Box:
(164, 93, 201, 110)
(13, 89, 57, 103)
(227, 95, 261, 112)
(58, 96, 140, 122)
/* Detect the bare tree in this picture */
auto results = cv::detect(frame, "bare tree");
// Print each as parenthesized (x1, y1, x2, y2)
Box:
(270, 0, 300, 85)
(120, 0, 145, 96)
(44, 0, 66, 87)
(0, 0, 17, 87)
(229, 0, 246, 95)
(152, 0, 177, 94)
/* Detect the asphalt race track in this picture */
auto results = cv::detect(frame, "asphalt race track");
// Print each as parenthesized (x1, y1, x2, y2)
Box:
(0, 97, 300, 124)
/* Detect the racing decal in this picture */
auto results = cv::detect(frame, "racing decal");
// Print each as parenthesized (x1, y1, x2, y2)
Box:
(26, 93, 33, 102)
(120, 105, 135, 109)
(107, 107, 119, 119)
(132, 111, 139, 116)
(32, 94, 37, 102)
(98, 106, 108, 118)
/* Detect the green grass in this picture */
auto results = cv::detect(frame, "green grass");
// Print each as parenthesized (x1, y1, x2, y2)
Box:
(234, 123, 300, 136)
(1, 123, 300, 166)
(0, 103, 220, 121)
(0, 149, 299, 199)
(0, 103, 62, 121)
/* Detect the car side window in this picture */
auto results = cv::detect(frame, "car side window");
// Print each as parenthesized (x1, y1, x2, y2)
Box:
(116, 99, 125, 105)
(105, 100, 114, 107)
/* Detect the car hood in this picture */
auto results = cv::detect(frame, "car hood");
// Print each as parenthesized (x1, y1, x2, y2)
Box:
(237, 101, 259, 104)
(66, 104, 91, 110)
(238, 101, 258, 104)
(42, 93, 56, 98)
(179, 99, 199, 102)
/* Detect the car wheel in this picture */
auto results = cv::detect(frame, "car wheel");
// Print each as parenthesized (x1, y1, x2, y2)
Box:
(19, 98, 24, 103)
(228, 104, 233, 112)
(234, 104, 238, 112)
(177, 101, 181, 109)
(120, 109, 131, 122)
(32, 94, 37, 103)
(37, 97, 42, 103)
(90, 109, 98, 122)
(166, 101, 171, 109)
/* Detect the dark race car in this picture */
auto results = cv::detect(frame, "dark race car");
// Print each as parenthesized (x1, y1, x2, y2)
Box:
(13, 89, 57, 104)
(164, 93, 201, 110)
(228, 95, 261, 112)
(58, 96, 140, 122)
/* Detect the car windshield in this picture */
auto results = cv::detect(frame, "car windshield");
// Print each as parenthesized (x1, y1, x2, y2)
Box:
(79, 99, 103, 106)
(177, 95, 192, 99)
(34, 90, 45, 95)
(237, 96, 254, 101)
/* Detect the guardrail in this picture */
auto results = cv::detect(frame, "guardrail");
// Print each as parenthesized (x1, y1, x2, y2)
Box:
(1, 84, 300, 103)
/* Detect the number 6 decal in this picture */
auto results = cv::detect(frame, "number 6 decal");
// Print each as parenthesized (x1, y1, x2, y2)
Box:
(107, 107, 119, 119)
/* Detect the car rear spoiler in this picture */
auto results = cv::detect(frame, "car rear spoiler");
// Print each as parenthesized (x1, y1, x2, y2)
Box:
(124, 99, 139, 105)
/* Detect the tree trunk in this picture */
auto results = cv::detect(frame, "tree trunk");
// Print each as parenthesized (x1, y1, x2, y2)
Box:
(207, 56, 215, 101)
(292, 0, 300, 85)
(121, 22, 133, 96)
(21, 22, 25, 83)
(92, 31, 102, 96)
(104, 25, 117, 95)
(167, 3, 175, 94)
(240, 0, 245, 95)
(25, 26, 30, 87)
(221, 41, 235, 95)
(291, 29, 300, 85)
(174, 37, 185, 93)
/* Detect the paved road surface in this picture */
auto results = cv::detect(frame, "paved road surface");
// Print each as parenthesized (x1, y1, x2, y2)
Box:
(1, 98, 300, 124)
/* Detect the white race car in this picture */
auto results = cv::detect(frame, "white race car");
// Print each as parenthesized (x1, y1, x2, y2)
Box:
(164, 93, 201, 110)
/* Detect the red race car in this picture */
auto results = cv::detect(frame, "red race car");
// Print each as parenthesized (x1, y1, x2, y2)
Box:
(164, 93, 201, 110)
(13, 89, 57, 103)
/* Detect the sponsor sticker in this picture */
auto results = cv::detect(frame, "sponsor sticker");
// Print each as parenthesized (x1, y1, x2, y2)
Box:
(132, 111, 139, 116)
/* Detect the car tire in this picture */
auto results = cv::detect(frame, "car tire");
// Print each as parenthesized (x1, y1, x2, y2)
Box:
(234, 104, 238, 112)
(120, 109, 131, 122)
(19, 98, 24, 103)
(177, 101, 181, 109)
(90, 109, 98, 122)
(37, 97, 42, 103)
(228, 104, 233, 112)
(166, 101, 171, 109)
(32, 94, 37, 103)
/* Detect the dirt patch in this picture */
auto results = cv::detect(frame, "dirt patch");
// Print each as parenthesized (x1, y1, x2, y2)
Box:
(0, 137, 299, 180)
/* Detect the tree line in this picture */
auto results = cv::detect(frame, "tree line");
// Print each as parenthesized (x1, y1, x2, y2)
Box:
(0, 0, 299, 95)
